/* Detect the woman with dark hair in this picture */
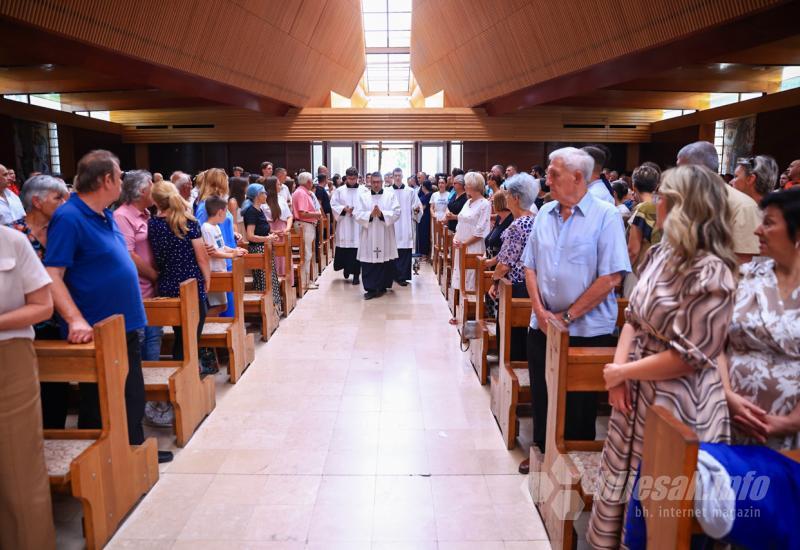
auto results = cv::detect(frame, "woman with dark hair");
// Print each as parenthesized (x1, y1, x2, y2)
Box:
(262, 176, 293, 282)
(416, 180, 433, 258)
(723, 188, 800, 450)
(486, 173, 503, 197)
(228, 175, 248, 237)
(483, 190, 513, 261)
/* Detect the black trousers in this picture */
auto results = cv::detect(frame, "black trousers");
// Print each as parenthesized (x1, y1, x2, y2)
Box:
(527, 328, 616, 453)
(78, 330, 146, 445)
(362, 261, 395, 292)
(333, 247, 361, 278)
(395, 248, 412, 281)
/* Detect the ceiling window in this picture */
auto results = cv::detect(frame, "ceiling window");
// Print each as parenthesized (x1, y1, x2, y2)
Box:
(361, 0, 413, 99)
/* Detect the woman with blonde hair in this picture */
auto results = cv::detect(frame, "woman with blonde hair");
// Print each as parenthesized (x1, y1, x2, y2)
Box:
(148, 180, 216, 373)
(588, 165, 738, 548)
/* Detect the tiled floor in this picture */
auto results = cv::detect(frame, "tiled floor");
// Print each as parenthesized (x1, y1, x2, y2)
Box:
(94, 262, 550, 549)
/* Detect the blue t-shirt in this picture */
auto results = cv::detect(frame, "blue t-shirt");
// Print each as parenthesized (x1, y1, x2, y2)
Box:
(44, 193, 147, 333)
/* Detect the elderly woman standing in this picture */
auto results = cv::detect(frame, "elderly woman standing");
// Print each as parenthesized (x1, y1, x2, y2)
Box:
(588, 165, 737, 548)
(723, 188, 800, 450)
(449, 172, 491, 325)
(11, 175, 69, 430)
(0, 225, 56, 550)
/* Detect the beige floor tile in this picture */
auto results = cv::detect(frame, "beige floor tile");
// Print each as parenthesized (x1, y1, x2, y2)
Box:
(306, 503, 373, 542)
(495, 504, 550, 541)
(260, 475, 321, 506)
(435, 505, 504, 541)
(218, 449, 274, 474)
(371, 501, 437, 541)
(438, 543, 506, 550)
(165, 449, 231, 474)
(316, 475, 375, 506)
(201, 474, 269, 505)
(323, 448, 378, 475)
(266, 449, 327, 475)
(242, 504, 314, 542)
(177, 503, 255, 541)
(428, 447, 484, 475)
(431, 476, 492, 510)
(485, 474, 534, 505)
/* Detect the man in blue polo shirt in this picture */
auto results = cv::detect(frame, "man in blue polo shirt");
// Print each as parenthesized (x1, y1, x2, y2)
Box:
(517, 147, 630, 475)
(45, 150, 171, 462)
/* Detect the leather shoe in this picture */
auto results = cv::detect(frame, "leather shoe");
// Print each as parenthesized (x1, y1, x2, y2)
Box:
(352, 276, 360, 285)
(518, 458, 530, 475)
(364, 291, 378, 300)
(158, 450, 174, 464)
(396, 280, 409, 286)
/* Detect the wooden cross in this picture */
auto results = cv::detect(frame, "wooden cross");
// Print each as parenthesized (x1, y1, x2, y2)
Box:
(373, 246, 382, 259)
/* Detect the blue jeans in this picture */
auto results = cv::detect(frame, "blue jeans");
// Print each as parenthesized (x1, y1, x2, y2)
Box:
(137, 326, 164, 362)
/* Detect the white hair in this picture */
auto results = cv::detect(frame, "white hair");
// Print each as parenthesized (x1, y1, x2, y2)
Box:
(120, 169, 153, 204)
(21, 174, 69, 212)
(297, 172, 313, 186)
(503, 172, 539, 210)
(171, 171, 192, 190)
(549, 147, 594, 182)
(677, 141, 719, 173)
(464, 171, 485, 195)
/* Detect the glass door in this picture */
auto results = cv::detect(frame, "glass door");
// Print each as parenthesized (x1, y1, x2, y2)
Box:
(327, 142, 355, 176)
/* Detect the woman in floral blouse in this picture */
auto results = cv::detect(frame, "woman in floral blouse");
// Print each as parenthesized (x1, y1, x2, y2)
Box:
(724, 188, 800, 450)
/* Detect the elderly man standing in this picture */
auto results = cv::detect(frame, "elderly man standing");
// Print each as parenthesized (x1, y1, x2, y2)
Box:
(518, 147, 630, 474)
(391, 167, 422, 286)
(292, 171, 322, 290)
(171, 171, 193, 202)
(44, 150, 172, 463)
(0, 164, 26, 224)
(676, 141, 761, 263)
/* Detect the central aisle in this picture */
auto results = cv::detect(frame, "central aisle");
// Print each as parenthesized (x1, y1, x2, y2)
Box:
(110, 262, 550, 549)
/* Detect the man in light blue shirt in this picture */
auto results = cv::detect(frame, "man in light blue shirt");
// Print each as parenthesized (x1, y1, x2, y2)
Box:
(582, 145, 615, 206)
(516, 146, 630, 474)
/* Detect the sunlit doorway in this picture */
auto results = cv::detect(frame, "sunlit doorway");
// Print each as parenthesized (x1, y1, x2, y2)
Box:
(361, 141, 414, 179)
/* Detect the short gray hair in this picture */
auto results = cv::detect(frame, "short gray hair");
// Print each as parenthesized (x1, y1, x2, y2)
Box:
(549, 147, 594, 182)
(464, 171, 485, 195)
(120, 170, 153, 204)
(503, 172, 539, 210)
(677, 141, 719, 173)
(453, 174, 466, 188)
(173, 172, 192, 190)
(21, 174, 69, 212)
(740, 155, 779, 196)
(297, 172, 313, 186)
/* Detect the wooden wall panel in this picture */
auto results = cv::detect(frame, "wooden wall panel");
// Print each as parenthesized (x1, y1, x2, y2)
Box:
(411, 0, 783, 106)
(1, 0, 365, 108)
(639, 126, 701, 171)
(112, 106, 662, 143)
(754, 104, 800, 174)
(463, 141, 629, 173)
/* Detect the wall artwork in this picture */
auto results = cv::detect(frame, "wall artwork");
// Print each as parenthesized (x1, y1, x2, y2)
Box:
(13, 119, 51, 177)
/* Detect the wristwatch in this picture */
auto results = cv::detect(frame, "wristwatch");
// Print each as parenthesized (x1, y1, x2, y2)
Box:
(561, 310, 574, 325)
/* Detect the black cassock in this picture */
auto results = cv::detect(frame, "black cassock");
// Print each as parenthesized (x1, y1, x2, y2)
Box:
(361, 261, 395, 293)
(395, 249, 412, 282)
(334, 247, 361, 278)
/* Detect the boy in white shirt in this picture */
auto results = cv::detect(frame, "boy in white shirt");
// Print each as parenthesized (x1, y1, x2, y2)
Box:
(201, 196, 246, 315)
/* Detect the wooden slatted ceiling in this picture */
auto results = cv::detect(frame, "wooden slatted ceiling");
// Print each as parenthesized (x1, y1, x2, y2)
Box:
(411, 0, 784, 107)
(111, 106, 662, 143)
(0, 0, 365, 108)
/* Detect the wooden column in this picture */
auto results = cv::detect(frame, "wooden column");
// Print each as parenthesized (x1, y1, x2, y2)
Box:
(626, 143, 640, 171)
(698, 122, 716, 143)
(135, 144, 149, 170)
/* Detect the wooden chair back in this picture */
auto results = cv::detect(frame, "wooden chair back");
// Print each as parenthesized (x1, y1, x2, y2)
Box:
(475, 256, 494, 321)
(290, 225, 306, 296)
(498, 278, 532, 370)
(271, 234, 296, 314)
(241, 240, 279, 340)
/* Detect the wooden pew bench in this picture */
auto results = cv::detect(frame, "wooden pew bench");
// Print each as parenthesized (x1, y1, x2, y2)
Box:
(290, 225, 307, 298)
(35, 315, 158, 550)
(641, 405, 800, 549)
(272, 233, 296, 316)
(490, 278, 533, 449)
(440, 227, 453, 296)
(455, 244, 481, 331)
(432, 219, 443, 277)
(527, 318, 618, 549)
(242, 240, 280, 341)
(164, 257, 249, 383)
(142, 278, 215, 447)
(468, 257, 497, 385)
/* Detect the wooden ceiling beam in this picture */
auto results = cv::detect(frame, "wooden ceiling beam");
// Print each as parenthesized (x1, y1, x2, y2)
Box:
(0, 17, 292, 115)
(481, 1, 800, 116)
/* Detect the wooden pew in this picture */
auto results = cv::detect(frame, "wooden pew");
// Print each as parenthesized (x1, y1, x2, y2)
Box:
(432, 219, 443, 276)
(290, 225, 307, 298)
(272, 233, 296, 316)
(469, 257, 497, 385)
(491, 278, 533, 449)
(641, 405, 800, 549)
(530, 303, 629, 550)
(440, 227, 453, 295)
(455, 243, 481, 331)
(242, 241, 280, 341)
(201, 256, 249, 383)
(35, 315, 159, 550)
(142, 278, 216, 447)
(446, 238, 460, 317)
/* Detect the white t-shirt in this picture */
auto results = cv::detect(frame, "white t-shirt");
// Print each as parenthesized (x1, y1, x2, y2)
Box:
(279, 185, 292, 205)
(0, 225, 52, 340)
(0, 188, 25, 224)
(261, 196, 291, 222)
(201, 222, 228, 272)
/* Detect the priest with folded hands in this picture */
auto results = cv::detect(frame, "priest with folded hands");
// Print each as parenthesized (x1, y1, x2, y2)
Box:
(354, 171, 401, 300)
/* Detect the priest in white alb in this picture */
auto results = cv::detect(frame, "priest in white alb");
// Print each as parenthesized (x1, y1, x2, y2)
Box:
(390, 167, 422, 285)
(354, 171, 401, 300)
(331, 166, 367, 285)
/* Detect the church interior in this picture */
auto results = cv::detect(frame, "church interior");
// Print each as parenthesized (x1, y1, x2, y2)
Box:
(1, 1, 800, 549)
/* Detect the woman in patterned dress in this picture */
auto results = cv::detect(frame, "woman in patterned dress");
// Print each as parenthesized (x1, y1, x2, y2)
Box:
(723, 189, 800, 450)
(587, 165, 738, 549)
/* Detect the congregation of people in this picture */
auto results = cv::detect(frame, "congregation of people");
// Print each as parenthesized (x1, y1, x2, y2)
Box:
(1, 139, 799, 549)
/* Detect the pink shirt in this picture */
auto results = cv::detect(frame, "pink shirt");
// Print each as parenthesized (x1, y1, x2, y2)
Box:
(113, 203, 156, 299)
(291, 187, 317, 223)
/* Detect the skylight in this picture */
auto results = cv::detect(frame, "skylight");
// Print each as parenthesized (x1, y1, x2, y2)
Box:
(361, 0, 413, 99)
